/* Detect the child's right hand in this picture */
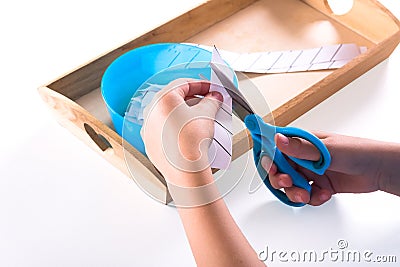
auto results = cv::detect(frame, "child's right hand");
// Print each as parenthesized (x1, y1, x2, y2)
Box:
(263, 132, 397, 206)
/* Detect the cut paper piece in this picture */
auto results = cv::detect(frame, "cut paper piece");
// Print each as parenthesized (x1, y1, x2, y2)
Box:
(272, 50, 302, 70)
(328, 59, 349, 69)
(311, 44, 340, 64)
(219, 50, 241, 65)
(249, 52, 282, 73)
(231, 53, 262, 72)
(332, 43, 361, 61)
(125, 84, 163, 125)
(308, 61, 333, 71)
(292, 48, 320, 67)
(207, 47, 234, 170)
(187, 43, 367, 73)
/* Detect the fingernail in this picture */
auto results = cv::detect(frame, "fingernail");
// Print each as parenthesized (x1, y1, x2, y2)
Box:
(278, 180, 286, 188)
(278, 133, 289, 146)
(319, 193, 330, 202)
(211, 91, 223, 102)
(294, 194, 303, 203)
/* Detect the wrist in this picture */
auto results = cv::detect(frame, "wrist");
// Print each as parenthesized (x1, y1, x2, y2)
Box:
(164, 167, 215, 187)
(165, 168, 220, 207)
(376, 142, 400, 196)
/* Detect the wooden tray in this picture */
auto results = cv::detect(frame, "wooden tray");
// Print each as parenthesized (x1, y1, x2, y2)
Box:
(38, 0, 400, 204)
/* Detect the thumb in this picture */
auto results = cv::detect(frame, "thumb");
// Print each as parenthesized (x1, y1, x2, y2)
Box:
(275, 133, 321, 161)
(195, 91, 224, 117)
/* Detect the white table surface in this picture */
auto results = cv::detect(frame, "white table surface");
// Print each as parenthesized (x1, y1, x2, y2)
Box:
(1, 1, 399, 266)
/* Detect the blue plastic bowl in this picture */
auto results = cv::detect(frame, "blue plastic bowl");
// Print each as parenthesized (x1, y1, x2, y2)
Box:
(101, 43, 213, 155)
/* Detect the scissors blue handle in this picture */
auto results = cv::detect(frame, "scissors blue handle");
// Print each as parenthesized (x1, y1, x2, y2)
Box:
(244, 114, 331, 207)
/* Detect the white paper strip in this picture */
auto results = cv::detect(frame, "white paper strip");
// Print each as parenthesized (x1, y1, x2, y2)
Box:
(208, 47, 233, 170)
(188, 43, 366, 73)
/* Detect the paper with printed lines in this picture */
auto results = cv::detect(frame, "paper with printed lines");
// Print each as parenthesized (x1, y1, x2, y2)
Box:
(207, 47, 233, 169)
(188, 43, 366, 73)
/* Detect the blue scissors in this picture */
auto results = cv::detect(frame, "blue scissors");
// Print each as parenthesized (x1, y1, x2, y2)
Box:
(210, 63, 331, 207)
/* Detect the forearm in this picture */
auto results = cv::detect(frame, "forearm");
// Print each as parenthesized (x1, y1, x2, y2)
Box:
(375, 141, 400, 196)
(345, 137, 400, 196)
(166, 169, 264, 267)
(326, 134, 400, 196)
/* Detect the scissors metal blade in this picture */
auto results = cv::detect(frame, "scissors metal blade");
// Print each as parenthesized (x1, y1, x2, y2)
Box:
(210, 62, 254, 122)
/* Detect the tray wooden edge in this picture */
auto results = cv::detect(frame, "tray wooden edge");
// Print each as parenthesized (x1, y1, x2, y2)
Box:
(37, 85, 172, 204)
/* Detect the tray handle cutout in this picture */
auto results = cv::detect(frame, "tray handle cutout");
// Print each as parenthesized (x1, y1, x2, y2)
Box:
(84, 123, 113, 152)
(324, 0, 354, 16)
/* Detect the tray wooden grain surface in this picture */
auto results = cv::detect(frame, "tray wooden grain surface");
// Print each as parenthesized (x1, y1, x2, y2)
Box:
(38, 0, 400, 204)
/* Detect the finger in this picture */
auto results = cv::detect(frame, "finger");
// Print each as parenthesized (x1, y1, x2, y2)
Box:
(310, 131, 331, 140)
(261, 155, 310, 203)
(261, 156, 293, 189)
(310, 173, 335, 193)
(275, 133, 320, 161)
(169, 78, 211, 99)
(184, 96, 202, 106)
(145, 79, 210, 116)
(261, 156, 276, 174)
(195, 91, 223, 117)
(284, 186, 310, 203)
(309, 184, 332, 206)
(269, 172, 293, 189)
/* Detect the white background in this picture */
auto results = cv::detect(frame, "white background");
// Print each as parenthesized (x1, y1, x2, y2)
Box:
(1, 1, 399, 266)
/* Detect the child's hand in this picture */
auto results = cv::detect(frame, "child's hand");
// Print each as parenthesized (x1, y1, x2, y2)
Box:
(141, 78, 223, 186)
(263, 133, 389, 206)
